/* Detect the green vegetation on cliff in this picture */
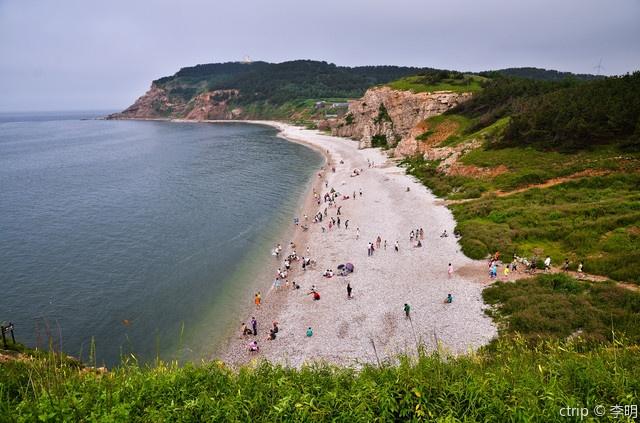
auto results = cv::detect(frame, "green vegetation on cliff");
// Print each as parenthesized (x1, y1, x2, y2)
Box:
(155, 60, 431, 107)
(387, 72, 486, 93)
(402, 72, 640, 283)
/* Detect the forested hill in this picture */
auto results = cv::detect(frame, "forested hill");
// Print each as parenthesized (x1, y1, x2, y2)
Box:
(111, 60, 607, 121)
(153, 60, 431, 105)
(454, 71, 640, 151)
(486, 67, 602, 81)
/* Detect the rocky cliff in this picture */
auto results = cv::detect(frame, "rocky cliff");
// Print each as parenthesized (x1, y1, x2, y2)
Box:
(108, 84, 240, 120)
(331, 87, 472, 156)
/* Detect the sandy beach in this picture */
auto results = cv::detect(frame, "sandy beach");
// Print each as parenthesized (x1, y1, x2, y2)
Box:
(213, 121, 497, 367)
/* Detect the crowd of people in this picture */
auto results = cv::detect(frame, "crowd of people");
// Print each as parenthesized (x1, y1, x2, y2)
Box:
(239, 156, 462, 355)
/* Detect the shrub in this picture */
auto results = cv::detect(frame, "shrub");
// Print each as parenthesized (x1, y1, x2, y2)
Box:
(371, 134, 388, 148)
(460, 238, 489, 259)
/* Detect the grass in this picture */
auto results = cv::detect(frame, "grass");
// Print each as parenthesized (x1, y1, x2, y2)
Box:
(387, 74, 485, 94)
(401, 138, 640, 283)
(483, 273, 640, 345)
(450, 174, 640, 282)
(413, 114, 473, 145)
(238, 98, 352, 122)
(2, 337, 639, 421)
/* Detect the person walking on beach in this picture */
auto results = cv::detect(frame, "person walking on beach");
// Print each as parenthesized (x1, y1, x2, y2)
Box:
(448, 263, 453, 278)
(254, 292, 261, 309)
(359, 189, 362, 197)
(403, 303, 411, 319)
(376, 235, 382, 249)
(367, 242, 373, 257)
(420, 228, 424, 240)
(345, 220, 349, 230)
(356, 227, 360, 240)
(347, 282, 352, 299)
(384, 239, 387, 250)
(337, 217, 341, 228)
(251, 317, 257, 336)
(410, 230, 414, 243)
(394, 241, 399, 252)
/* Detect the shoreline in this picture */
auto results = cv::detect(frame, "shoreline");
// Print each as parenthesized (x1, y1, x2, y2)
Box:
(208, 121, 331, 360)
(212, 121, 498, 367)
(108, 117, 498, 367)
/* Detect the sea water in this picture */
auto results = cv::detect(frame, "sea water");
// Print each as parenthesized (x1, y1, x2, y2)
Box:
(0, 113, 322, 366)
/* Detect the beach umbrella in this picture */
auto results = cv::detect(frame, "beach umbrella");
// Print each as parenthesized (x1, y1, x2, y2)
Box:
(345, 263, 354, 272)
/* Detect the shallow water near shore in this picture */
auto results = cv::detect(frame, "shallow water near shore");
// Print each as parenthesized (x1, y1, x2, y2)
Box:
(0, 113, 322, 366)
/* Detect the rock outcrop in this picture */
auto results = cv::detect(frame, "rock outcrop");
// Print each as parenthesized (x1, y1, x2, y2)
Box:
(331, 87, 472, 156)
(108, 84, 240, 120)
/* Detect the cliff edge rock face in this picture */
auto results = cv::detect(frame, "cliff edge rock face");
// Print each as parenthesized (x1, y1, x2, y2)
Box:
(332, 87, 472, 156)
(108, 84, 240, 120)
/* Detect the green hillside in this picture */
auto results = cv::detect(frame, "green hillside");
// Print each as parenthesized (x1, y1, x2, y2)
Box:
(153, 60, 434, 106)
(402, 72, 640, 283)
(487, 67, 603, 81)
(387, 72, 486, 93)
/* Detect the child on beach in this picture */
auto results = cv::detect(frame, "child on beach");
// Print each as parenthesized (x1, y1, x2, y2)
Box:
(445, 294, 453, 304)
(241, 322, 252, 337)
(251, 317, 257, 336)
(248, 340, 259, 353)
(254, 292, 261, 308)
(306, 327, 313, 337)
(448, 263, 453, 278)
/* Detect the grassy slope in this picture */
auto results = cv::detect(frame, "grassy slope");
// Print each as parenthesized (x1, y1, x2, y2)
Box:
(483, 273, 640, 345)
(2, 337, 639, 421)
(402, 114, 640, 283)
(387, 74, 485, 94)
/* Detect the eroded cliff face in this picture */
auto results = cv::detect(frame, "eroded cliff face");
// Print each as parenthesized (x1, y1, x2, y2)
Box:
(331, 87, 472, 156)
(108, 84, 240, 120)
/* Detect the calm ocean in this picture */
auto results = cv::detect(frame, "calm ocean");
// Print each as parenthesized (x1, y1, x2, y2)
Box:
(0, 112, 322, 366)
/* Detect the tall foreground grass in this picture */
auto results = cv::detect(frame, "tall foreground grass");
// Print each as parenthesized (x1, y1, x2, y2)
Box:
(1, 337, 639, 421)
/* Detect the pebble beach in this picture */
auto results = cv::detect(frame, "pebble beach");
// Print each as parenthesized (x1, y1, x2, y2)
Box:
(219, 122, 497, 367)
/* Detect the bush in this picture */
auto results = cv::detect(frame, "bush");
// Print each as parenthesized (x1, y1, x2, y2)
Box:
(483, 274, 640, 344)
(371, 134, 388, 148)
(460, 238, 489, 259)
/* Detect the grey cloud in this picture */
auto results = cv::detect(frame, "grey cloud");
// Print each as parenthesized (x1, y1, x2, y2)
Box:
(0, 0, 638, 111)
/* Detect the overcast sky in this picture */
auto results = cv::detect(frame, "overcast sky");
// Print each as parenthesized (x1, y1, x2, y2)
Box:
(1, 0, 639, 112)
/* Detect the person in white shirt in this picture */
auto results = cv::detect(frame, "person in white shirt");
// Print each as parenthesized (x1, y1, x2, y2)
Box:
(544, 256, 551, 271)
